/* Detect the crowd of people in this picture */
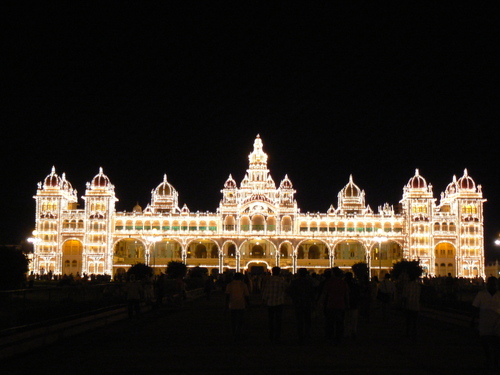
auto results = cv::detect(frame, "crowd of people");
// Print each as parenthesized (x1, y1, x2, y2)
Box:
(223, 266, 422, 345)
(26, 270, 112, 287)
(21, 264, 500, 369)
(224, 267, 500, 369)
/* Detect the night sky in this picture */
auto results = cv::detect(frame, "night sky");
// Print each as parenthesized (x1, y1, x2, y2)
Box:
(4, 3, 500, 259)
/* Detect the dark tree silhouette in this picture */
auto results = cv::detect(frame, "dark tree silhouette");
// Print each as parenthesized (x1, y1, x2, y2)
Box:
(127, 263, 153, 280)
(391, 259, 423, 280)
(166, 261, 187, 279)
(352, 262, 369, 281)
(0, 246, 29, 290)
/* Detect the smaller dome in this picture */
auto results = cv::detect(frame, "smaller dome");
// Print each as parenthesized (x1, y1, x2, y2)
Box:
(44, 167, 62, 188)
(445, 175, 458, 195)
(91, 167, 111, 188)
(457, 169, 476, 191)
(61, 173, 73, 191)
(280, 175, 293, 189)
(266, 174, 276, 188)
(224, 174, 237, 189)
(133, 202, 142, 213)
(240, 174, 250, 188)
(407, 169, 427, 189)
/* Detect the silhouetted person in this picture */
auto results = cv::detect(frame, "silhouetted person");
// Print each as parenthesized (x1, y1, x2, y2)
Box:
(205, 275, 215, 300)
(368, 275, 380, 317)
(323, 267, 349, 344)
(378, 273, 396, 320)
(154, 272, 167, 308)
(262, 266, 288, 342)
(225, 272, 250, 341)
(472, 276, 500, 369)
(344, 271, 361, 339)
(401, 273, 421, 339)
(125, 274, 144, 318)
(174, 275, 187, 307)
(143, 274, 155, 306)
(288, 268, 315, 345)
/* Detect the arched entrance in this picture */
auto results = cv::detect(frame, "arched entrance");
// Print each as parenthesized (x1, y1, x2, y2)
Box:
(62, 240, 83, 276)
(150, 239, 182, 268)
(113, 238, 146, 265)
(334, 240, 366, 271)
(434, 242, 456, 276)
(296, 240, 330, 272)
(370, 240, 403, 278)
(221, 242, 238, 271)
(245, 261, 270, 274)
(278, 242, 293, 270)
(250, 244, 265, 258)
(186, 239, 219, 271)
(240, 239, 277, 270)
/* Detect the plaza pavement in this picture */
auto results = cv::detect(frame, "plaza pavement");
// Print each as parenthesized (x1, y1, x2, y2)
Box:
(0, 289, 490, 375)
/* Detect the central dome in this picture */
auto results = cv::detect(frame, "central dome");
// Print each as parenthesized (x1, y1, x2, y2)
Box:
(154, 174, 175, 196)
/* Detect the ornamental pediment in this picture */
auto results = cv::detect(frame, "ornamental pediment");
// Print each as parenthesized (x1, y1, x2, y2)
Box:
(40, 212, 57, 219)
(241, 202, 276, 216)
(412, 214, 429, 221)
(242, 193, 273, 205)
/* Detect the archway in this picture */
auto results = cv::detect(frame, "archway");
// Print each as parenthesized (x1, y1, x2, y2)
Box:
(240, 239, 277, 270)
(251, 244, 265, 258)
(62, 240, 83, 276)
(251, 215, 265, 232)
(150, 239, 182, 266)
(370, 240, 403, 278)
(226, 243, 237, 258)
(113, 238, 146, 265)
(186, 239, 219, 269)
(278, 242, 293, 270)
(434, 242, 456, 276)
(296, 240, 330, 272)
(245, 261, 270, 274)
(334, 240, 366, 270)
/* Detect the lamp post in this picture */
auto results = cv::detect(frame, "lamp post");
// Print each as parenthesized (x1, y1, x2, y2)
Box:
(494, 239, 500, 277)
(144, 235, 162, 268)
(374, 236, 388, 279)
(27, 236, 41, 274)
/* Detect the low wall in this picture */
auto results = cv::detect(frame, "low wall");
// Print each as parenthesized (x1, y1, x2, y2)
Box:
(0, 288, 204, 361)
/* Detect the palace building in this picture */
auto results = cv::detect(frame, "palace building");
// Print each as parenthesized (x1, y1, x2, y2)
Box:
(31, 135, 486, 278)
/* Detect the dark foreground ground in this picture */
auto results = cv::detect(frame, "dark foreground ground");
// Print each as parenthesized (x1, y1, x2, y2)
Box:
(0, 290, 491, 375)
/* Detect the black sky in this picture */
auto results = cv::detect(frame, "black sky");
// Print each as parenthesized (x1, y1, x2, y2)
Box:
(4, 2, 500, 258)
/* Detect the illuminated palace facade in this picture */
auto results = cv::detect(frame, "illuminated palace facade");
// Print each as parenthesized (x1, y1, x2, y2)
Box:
(31, 136, 486, 278)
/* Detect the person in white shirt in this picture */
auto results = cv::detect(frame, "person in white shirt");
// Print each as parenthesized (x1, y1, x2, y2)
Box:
(262, 267, 288, 342)
(472, 276, 500, 369)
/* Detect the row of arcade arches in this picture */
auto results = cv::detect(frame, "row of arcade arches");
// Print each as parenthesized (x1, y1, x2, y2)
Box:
(111, 238, 403, 263)
(42, 238, 475, 278)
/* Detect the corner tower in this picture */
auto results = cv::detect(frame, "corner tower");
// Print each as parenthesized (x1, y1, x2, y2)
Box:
(82, 168, 118, 275)
(33, 167, 78, 274)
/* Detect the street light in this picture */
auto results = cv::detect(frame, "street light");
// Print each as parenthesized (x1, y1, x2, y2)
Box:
(144, 235, 162, 267)
(27, 236, 41, 273)
(374, 236, 388, 278)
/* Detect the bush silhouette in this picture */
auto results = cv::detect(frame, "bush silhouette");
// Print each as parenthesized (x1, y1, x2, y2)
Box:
(391, 259, 423, 280)
(127, 263, 153, 280)
(166, 261, 187, 279)
(0, 246, 29, 290)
